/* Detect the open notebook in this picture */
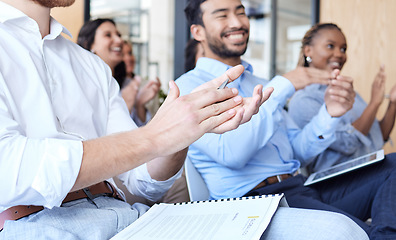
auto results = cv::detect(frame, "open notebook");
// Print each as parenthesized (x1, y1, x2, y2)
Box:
(111, 193, 287, 240)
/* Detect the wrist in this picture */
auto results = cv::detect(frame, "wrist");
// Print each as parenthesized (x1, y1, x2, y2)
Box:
(135, 126, 162, 159)
(367, 100, 382, 109)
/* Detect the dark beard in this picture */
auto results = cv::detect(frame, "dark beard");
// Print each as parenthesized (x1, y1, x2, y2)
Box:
(206, 29, 249, 58)
(31, 0, 75, 8)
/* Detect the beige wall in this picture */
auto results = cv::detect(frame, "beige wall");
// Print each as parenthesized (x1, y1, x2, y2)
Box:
(51, 0, 85, 42)
(321, 0, 396, 154)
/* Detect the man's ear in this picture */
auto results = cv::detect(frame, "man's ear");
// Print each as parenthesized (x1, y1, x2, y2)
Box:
(191, 24, 205, 42)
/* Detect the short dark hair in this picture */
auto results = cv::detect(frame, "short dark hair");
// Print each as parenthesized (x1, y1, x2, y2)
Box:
(77, 18, 115, 51)
(184, 0, 207, 27)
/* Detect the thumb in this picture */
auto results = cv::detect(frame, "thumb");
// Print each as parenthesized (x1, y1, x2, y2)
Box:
(331, 69, 340, 79)
(134, 75, 142, 85)
(163, 81, 180, 104)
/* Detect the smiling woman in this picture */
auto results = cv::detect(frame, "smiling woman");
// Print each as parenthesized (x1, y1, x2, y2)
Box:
(288, 22, 396, 173)
(77, 18, 123, 74)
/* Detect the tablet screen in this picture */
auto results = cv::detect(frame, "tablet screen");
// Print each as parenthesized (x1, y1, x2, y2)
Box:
(304, 149, 384, 186)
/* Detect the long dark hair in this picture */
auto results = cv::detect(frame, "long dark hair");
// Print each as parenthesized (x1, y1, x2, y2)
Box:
(77, 18, 116, 51)
(184, 38, 200, 72)
(77, 18, 126, 87)
(298, 23, 343, 67)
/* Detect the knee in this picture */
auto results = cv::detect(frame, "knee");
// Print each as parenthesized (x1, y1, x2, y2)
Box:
(262, 208, 369, 240)
(322, 212, 369, 240)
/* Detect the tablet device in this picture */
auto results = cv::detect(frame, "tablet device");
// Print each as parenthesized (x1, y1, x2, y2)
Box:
(304, 149, 384, 186)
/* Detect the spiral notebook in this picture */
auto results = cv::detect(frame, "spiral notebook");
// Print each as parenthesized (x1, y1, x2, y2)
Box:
(111, 193, 287, 240)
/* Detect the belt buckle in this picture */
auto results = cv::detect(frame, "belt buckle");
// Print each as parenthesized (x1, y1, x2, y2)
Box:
(82, 186, 112, 202)
(276, 175, 282, 183)
(82, 188, 97, 202)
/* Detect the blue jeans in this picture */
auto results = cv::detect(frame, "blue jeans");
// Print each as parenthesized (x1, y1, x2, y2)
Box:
(0, 196, 149, 240)
(245, 153, 396, 239)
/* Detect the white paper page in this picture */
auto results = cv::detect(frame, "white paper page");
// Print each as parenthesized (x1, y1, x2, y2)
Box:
(111, 194, 284, 240)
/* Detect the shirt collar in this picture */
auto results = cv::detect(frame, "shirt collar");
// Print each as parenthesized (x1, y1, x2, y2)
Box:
(0, 1, 72, 39)
(0, 1, 27, 23)
(48, 17, 72, 39)
(195, 57, 254, 77)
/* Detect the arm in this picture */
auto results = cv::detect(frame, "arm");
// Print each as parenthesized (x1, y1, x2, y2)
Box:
(177, 74, 293, 169)
(379, 83, 396, 141)
(282, 66, 332, 90)
(352, 66, 385, 135)
(121, 77, 140, 113)
(289, 71, 356, 164)
(289, 68, 382, 155)
(135, 77, 161, 123)
(73, 65, 249, 191)
(0, 66, 247, 210)
(289, 87, 366, 155)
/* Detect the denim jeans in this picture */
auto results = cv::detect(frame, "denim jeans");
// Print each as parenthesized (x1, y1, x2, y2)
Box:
(246, 153, 396, 239)
(0, 196, 149, 240)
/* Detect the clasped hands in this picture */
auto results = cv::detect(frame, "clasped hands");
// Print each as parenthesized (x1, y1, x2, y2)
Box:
(146, 65, 273, 157)
(284, 67, 355, 118)
(323, 69, 355, 117)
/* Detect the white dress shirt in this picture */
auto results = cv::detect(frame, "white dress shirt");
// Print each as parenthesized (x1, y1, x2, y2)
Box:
(0, 2, 179, 212)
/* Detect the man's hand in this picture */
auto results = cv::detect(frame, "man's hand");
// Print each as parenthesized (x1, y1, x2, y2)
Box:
(324, 69, 355, 117)
(192, 64, 273, 129)
(146, 65, 246, 157)
(237, 85, 274, 124)
(283, 67, 332, 90)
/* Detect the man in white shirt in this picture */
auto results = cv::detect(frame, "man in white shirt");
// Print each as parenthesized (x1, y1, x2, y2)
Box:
(0, 0, 369, 239)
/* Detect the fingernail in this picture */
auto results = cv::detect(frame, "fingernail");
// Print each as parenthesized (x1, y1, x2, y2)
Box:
(233, 96, 242, 103)
(228, 109, 236, 115)
(232, 88, 238, 94)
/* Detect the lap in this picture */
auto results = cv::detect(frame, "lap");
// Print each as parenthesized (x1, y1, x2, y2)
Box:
(261, 207, 369, 240)
(1, 197, 149, 240)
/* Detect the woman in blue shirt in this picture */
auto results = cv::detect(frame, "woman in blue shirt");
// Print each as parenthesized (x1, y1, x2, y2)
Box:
(288, 23, 396, 173)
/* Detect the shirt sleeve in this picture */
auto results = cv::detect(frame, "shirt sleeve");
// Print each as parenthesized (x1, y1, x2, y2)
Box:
(116, 165, 183, 202)
(106, 76, 181, 201)
(178, 75, 295, 169)
(287, 104, 341, 166)
(288, 87, 379, 156)
(0, 83, 83, 210)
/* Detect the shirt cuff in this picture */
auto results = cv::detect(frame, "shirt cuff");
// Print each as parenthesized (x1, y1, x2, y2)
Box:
(311, 104, 341, 139)
(266, 75, 295, 107)
(32, 139, 83, 209)
(132, 164, 183, 202)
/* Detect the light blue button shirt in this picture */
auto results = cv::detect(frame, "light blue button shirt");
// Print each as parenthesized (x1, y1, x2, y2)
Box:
(288, 83, 384, 173)
(176, 57, 341, 199)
